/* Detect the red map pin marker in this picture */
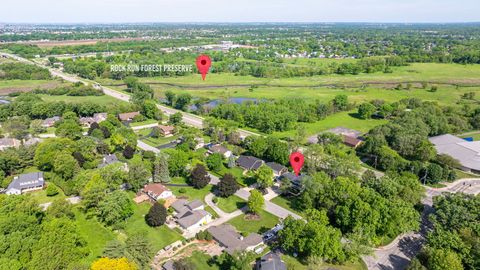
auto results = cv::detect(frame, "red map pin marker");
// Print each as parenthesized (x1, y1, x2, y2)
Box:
(289, 152, 304, 176)
(196, 55, 211, 81)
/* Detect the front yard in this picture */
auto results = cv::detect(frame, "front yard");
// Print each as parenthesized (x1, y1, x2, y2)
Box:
(228, 209, 279, 235)
(215, 195, 246, 213)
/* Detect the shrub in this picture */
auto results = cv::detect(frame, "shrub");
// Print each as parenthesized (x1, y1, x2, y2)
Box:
(46, 184, 59, 196)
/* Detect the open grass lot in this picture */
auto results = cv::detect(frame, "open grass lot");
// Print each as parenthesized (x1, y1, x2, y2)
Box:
(38, 94, 127, 105)
(0, 79, 63, 94)
(459, 131, 480, 141)
(123, 197, 184, 253)
(215, 195, 246, 213)
(136, 128, 181, 147)
(169, 177, 214, 203)
(130, 119, 158, 127)
(189, 251, 218, 270)
(282, 254, 368, 270)
(272, 110, 388, 139)
(228, 209, 279, 235)
(73, 208, 117, 266)
(27, 182, 66, 204)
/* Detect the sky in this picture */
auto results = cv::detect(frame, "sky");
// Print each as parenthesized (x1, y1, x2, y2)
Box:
(1, 0, 479, 23)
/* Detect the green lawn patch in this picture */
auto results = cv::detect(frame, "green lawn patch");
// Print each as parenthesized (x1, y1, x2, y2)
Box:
(228, 209, 279, 235)
(27, 182, 66, 204)
(74, 208, 116, 266)
(189, 251, 218, 270)
(270, 196, 304, 218)
(281, 254, 367, 270)
(130, 119, 158, 127)
(204, 206, 220, 219)
(169, 177, 214, 203)
(123, 200, 184, 253)
(38, 94, 126, 106)
(215, 195, 246, 213)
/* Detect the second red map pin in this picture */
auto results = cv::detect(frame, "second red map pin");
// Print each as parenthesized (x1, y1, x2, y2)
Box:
(196, 54, 212, 80)
(289, 152, 304, 176)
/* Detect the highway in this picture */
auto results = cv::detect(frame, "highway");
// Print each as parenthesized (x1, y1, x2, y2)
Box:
(0, 52, 258, 138)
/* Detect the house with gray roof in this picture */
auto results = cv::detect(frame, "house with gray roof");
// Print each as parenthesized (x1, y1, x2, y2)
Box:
(308, 126, 364, 148)
(0, 138, 21, 151)
(429, 134, 480, 174)
(171, 199, 212, 231)
(207, 224, 263, 255)
(256, 252, 287, 270)
(6, 172, 45, 195)
(266, 162, 288, 177)
(41, 116, 61, 128)
(98, 154, 126, 169)
(237, 155, 264, 171)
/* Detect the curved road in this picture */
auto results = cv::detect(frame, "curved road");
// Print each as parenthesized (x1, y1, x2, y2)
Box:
(363, 178, 480, 270)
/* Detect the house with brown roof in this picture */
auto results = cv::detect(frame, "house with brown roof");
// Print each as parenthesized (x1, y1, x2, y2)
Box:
(135, 183, 174, 204)
(80, 112, 108, 128)
(158, 125, 175, 137)
(208, 224, 264, 255)
(118, 111, 140, 122)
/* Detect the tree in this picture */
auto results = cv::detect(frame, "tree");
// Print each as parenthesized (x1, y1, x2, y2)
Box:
(53, 151, 80, 179)
(358, 102, 377, 119)
(127, 155, 151, 190)
(216, 173, 239, 197)
(174, 93, 192, 110)
(97, 190, 134, 227)
(47, 198, 75, 219)
(91, 257, 137, 270)
(81, 173, 107, 210)
(190, 164, 210, 189)
(333, 94, 348, 111)
(55, 119, 83, 140)
(173, 258, 194, 270)
(169, 112, 183, 125)
(206, 153, 224, 172)
(124, 233, 152, 269)
(34, 138, 75, 170)
(146, 202, 167, 227)
(256, 165, 273, 190)
(45, 184, 59, 196)
(165, 90, 176, 106)
(123, 145, 135, 159)
(426, 248, 463, 270)
(165, 149, 189, 177)
(153, 154, 170, 183)
(247, 189, 264, 214)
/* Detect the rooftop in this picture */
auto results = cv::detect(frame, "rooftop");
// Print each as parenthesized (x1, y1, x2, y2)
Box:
(208, 224, 263, 254)
(237, 155, 264, 171)
(429, 134, 480, 171)
(8, 172, 44, 191)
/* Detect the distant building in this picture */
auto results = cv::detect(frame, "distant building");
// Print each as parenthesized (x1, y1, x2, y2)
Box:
(0, 138, 21, 151)
(118, 111, 140, 122)
(429, 134, 480, 174)
(256, 252, 287, 270)
(208, 224, 263, 255)
(194, 137, 205, 150)
(158, 125, 175, 137)
(308, 126, 364, 148)
(6, 172, 45, 195)
(237, 155, 264, 171)
(79, 112, 107, 128)
(207, 144, 233, 158)
(98, 154, 123, 169)
(23, 137, 42, 146)
(41, 116, 61, 128)
(266, 162, 288, 177)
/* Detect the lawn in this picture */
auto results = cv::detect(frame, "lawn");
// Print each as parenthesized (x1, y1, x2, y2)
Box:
(282, 254, 368, 270)
(459, 131, 480, 141)
(270, 196, 304, 218)
(169, 177, 214, 203)
(0, 79, 63, 94)
(228, 209, 279, 235)
(189, 251, 218, 270)
(136, 128, 181, 147)
(215, 195, 246, 213)
(214, 166, 253, 186)
(123, 199, 184, 253)
(130, 119, 158, 127)
(38, 94, 127, 105)
(74, 208, 117, 266)
(27, 182, 66, 204)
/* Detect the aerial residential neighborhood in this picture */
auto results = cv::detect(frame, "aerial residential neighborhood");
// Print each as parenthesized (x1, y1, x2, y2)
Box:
(0, 1, 479, 270)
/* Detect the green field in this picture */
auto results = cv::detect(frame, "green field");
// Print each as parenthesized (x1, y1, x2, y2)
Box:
(282, 254, 368, 270)
(215, 195, 246, 213)
(0, 79, 62, 93)
(37, 94, 126, 105)
(169, 177, 214, 203)
(123, 198, 184, 253)
(136, 128, 181, 147)
(228, 209, 279, 235)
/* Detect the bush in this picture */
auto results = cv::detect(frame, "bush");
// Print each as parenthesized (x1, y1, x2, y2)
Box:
(212, 197, 218, 204)
(46, 184, 59, 196)
(179, 188, 187, 193)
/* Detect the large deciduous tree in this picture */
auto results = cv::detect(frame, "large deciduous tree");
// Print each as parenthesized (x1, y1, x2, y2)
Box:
(216, 173, 239, 197)
(190, 164, 210, 189)
(247, 189, 264, 214)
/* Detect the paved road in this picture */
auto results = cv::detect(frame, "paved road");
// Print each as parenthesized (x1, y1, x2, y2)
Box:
(363, 178, 480, 270)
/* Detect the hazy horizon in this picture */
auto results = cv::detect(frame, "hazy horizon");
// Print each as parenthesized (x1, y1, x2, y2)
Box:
(1, 0, 479, 24)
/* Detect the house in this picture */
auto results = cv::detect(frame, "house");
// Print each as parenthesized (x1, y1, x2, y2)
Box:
(308, 126, 364, 148)
(0, 138, 21, 151)
(142, 183, 174, 201)
(429, 134, 480, 174)
(98, 154, 123, 169)
(256, 252, 287, 270)
(158, 125, 175, 137)
(6, 172, 45, 195)
(171, 199, 212, 231)
(208, 224, 264, 255)
(41, 116, 61, 128)
(207, 144, 233, 158)
(118, 111, 140, 122)
(237, 155, 264, 171)
(23, 137, 42, 146)
(194, 137, 205, 150)
(279, 173, 306, 195)
(266, 162, 288, 177)
(162, 261, 175, 270)
(79, 113, 107, 128)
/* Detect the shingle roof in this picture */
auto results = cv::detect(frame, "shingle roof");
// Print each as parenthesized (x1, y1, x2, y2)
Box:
(98, 154, 119, 168)
(429, 134, 480, 171)
(308, 126, 363, 144)
(208, 144, 230, 155)
(257, 252, 287, 270)
(237, 156, 264, 170)
(7, 172, 44, 191)
(118, 111, 140, 121)
(177, 209, 210, 229)
(266, 162, 287, 173)
(208, 224, 263, 254)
